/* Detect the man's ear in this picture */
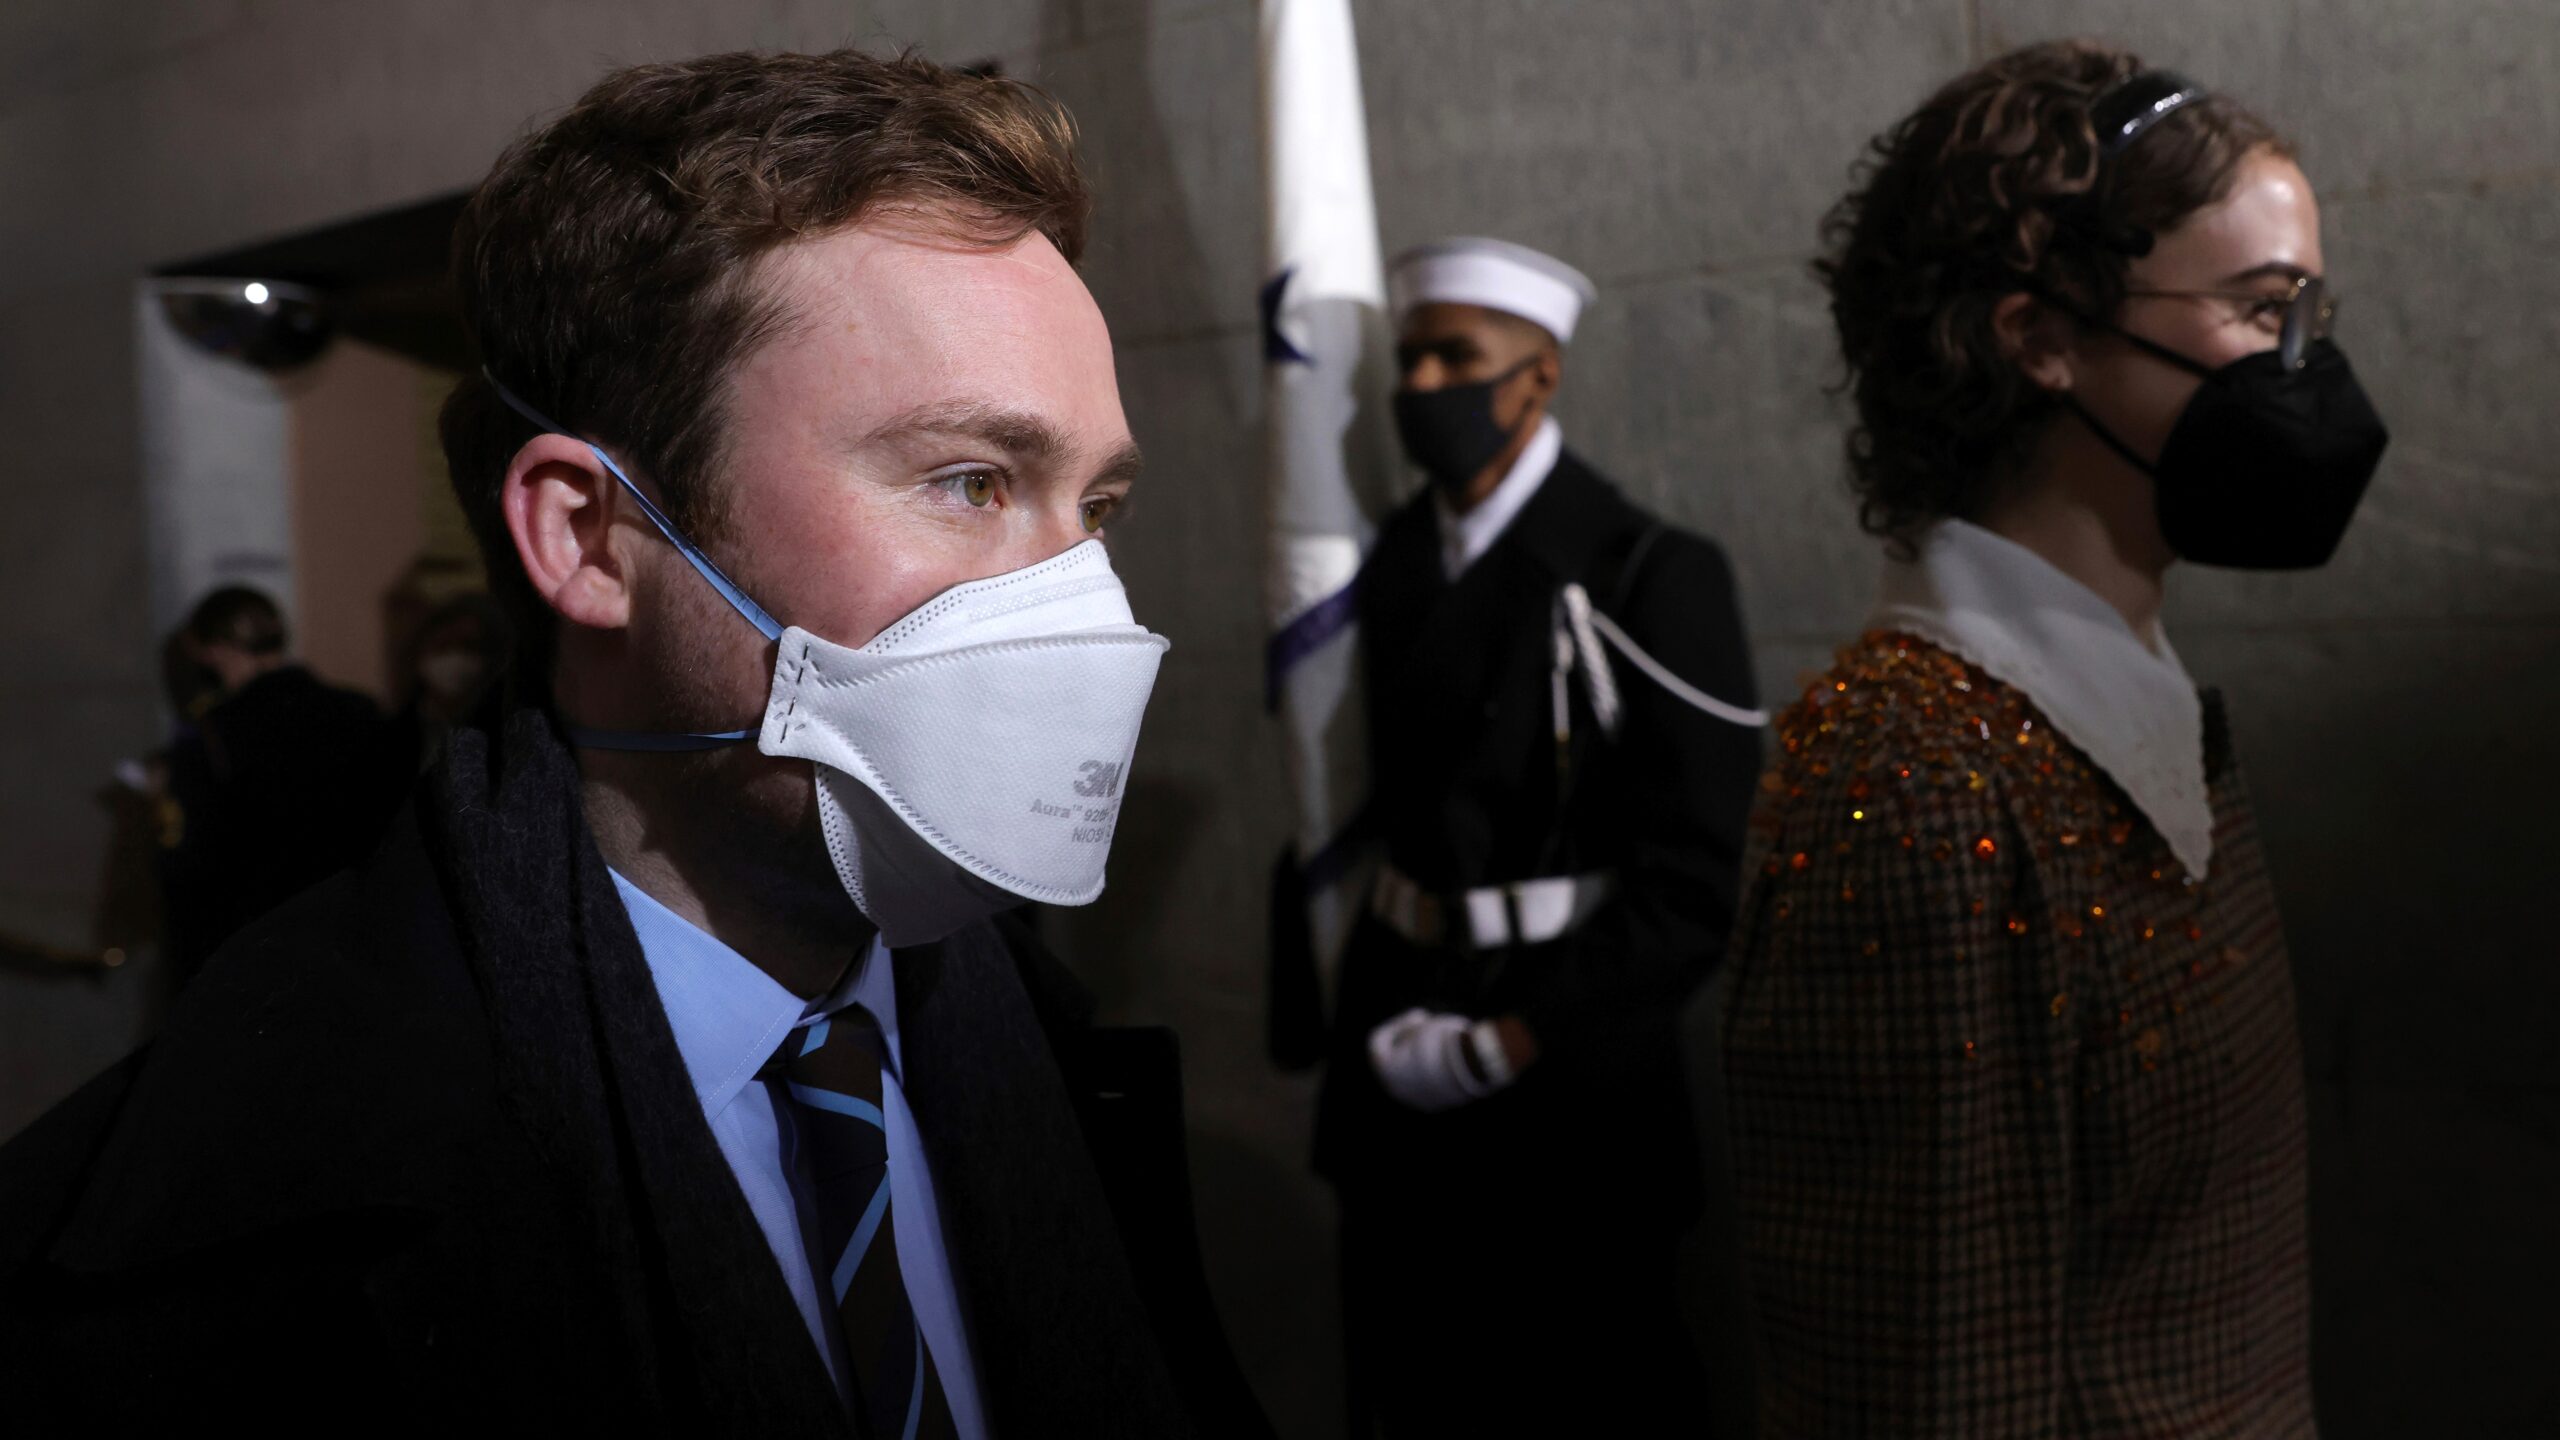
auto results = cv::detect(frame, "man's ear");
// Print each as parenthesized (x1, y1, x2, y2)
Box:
(1993, 291, 2077, 394)
(500, 434, 635, 634)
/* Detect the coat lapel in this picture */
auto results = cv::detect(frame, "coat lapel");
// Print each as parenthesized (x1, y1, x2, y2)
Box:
(1369, 456, 1633, 691)
(568, 828, 852, 1437)
(894, 925, 1193, 1438)
(1364, 495, 1529, 732)
(1356, 496, 1444, 670)
(1498, 452, 1633, 590)
(429, 713, 849, 1436)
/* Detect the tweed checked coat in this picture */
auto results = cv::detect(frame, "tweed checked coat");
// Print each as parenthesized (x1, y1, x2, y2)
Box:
(1722, 633, 2314, 1438)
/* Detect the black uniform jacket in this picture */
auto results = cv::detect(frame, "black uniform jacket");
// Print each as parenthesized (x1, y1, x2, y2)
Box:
(1313, 450, 1761, 1225)
(0, 710, 1264, 1438)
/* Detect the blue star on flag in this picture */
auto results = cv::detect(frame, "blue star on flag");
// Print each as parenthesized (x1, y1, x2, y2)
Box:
(1261, 268, 1311, 365)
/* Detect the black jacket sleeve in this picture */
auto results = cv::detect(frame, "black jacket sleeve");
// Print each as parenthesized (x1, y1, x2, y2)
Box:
(1514, 531, 1762, 1055)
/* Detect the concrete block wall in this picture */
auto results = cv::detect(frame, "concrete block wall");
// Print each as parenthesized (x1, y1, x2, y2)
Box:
(1, 2, 2552, 1433)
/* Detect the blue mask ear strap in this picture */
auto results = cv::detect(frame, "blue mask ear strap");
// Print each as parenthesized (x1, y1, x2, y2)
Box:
(480, 369, 784, 643)
(484, 370, 770, 753)
(562, 724, 758, 752)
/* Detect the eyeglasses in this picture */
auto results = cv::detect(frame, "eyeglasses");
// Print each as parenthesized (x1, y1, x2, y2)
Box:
(2121, 274, 2337, 371)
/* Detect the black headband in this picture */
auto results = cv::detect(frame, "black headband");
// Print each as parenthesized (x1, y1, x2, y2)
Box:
(2043, 70, 2212, 258)
(2093, 70, 2206, 157)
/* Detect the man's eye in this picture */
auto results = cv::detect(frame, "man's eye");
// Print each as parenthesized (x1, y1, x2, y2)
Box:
(1080, 497, 1118, 534)
(937, 472, 997, 508)
(2246, 297, 2291, 324)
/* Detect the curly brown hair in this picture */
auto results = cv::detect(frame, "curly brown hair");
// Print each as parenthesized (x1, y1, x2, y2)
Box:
(1816, 40, 2291, 546)
(439, 49, 1090, 689)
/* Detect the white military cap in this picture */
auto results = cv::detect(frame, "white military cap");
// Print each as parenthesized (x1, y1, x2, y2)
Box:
(1387, 237, 1599, 345)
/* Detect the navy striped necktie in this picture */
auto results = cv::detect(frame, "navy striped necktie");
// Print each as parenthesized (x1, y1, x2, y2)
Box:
(778, 1005, 956, 1440)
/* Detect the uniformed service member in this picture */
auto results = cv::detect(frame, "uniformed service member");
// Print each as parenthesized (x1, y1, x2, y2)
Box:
(1312, 238, 1765, 1435)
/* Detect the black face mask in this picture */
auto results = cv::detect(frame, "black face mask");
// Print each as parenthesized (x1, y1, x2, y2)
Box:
(2069, 330, 2390, 570)
(1392, 356, 1537, 498)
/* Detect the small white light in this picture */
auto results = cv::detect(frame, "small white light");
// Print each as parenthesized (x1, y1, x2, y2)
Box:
(243, 282, 270, 304)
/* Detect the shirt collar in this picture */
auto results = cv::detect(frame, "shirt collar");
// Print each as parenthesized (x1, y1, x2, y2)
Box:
(1866, 519, 2215, 878)
(609, 869, 890, 1116)
(1436, 415, 1562, 579)
(844, 934, 904, 1079)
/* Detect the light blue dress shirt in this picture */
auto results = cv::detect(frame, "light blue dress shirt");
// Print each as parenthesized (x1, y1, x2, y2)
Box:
(610, 869, 988, 1439)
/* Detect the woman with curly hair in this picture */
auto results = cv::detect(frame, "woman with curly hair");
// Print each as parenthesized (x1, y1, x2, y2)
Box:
(1722, 40, 2388, 1437)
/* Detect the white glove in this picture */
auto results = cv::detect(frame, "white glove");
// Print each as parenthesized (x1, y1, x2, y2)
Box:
(1367, 1008, 1515, 1113)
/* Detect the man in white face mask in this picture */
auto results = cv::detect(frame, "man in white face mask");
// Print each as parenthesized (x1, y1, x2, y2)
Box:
(0, 51, 1261, 1440)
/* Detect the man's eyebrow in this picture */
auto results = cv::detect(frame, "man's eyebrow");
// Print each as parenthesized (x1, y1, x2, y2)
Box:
(2220, 260, 2317, 286)
(856, 400, 1073, 467)
(1090, 438, 1145, 490)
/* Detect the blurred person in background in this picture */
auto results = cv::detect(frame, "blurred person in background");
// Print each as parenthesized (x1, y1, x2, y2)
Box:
(1721, 42, 2382, 1437)
(78, 627, 226, 1024)
(385, 592, 513, 772)
(1311, 237, 1765, 1436)
(0, 49, 1258, 1437)
(156, 584, 400, 1000)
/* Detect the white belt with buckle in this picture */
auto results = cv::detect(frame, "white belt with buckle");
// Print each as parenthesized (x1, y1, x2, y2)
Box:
(1370, 864, 1614, 950)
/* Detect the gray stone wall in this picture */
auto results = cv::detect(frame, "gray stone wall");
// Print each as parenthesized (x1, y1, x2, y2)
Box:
(2, 2, 2552, 1433)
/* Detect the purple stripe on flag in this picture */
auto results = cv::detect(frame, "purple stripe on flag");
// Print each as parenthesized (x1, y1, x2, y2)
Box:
(1264, 575, 1360, 713)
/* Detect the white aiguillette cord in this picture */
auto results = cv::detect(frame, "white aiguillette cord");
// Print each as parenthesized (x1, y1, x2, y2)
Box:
(1559, 582, 1768, 730)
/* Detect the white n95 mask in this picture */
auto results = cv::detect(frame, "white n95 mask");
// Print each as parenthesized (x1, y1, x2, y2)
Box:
(759, 540, 1167, 944)
(486, 375, 1169, 947)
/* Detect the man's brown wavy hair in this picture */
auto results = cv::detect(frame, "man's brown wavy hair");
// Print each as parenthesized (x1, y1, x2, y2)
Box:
(1816, 39, 2290, 547)
(439, 49, 1090, 690)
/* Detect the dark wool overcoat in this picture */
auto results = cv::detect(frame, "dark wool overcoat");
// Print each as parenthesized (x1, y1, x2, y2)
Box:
(0, 711, 1267, 1439)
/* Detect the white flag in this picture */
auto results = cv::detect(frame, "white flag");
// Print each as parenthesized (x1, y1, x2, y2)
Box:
(1260, 0, 1393, 1031)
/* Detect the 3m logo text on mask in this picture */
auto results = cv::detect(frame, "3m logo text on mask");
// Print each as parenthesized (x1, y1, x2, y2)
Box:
(1073, 760, 1124, 798)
